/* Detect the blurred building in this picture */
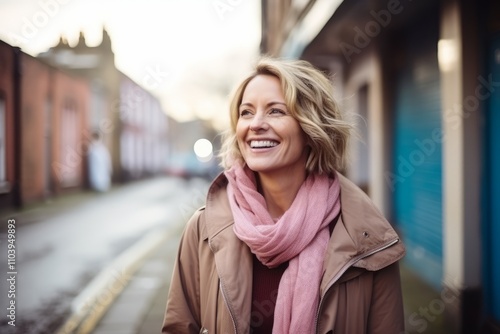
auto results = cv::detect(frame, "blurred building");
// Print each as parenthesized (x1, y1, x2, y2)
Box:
(0, 41, 90, 208)
(262, 0, 500, 332)
(0, 29, 173, 208)
(38, 28, 169, 182)
(38, 30, 118, 178)
(119, 73, 169, 180)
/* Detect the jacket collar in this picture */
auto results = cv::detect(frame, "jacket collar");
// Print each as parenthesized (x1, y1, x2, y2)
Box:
(203, 173, 232, 240)
(320, 173, 405, 294)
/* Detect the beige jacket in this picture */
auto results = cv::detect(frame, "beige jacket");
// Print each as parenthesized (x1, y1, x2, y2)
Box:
(162, 172, 406, 334)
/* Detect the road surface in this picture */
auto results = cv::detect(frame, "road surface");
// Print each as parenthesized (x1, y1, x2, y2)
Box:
(0, 176, 209, 334)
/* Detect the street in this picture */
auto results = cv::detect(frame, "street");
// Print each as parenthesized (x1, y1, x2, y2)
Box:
(0, 176, 209, 334)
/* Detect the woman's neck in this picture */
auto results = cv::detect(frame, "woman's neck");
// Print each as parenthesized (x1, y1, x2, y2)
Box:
(256, 170, 307, 220)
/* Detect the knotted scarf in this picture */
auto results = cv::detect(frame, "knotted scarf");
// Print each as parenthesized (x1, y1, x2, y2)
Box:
(225, 163, 341, 333)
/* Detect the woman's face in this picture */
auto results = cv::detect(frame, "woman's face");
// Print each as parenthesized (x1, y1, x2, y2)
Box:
(236, 74, 308, 176)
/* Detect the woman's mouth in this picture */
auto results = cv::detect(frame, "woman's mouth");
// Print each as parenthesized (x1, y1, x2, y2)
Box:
(249, 140, 279, 149)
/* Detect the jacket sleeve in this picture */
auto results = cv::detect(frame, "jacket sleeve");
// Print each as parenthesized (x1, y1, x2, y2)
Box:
(367, 262, 405, 334)
(162, 209, 204, 334)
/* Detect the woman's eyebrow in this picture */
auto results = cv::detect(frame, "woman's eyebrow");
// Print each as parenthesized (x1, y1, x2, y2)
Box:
(267, 102, 287, 108)
(239, 101, 287, 108)
(239, 102, 253, 108)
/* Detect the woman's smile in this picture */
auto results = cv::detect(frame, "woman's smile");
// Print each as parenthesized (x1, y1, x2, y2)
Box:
(249, 140, 279, 149)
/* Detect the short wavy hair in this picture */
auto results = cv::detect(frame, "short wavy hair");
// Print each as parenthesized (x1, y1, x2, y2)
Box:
(219, 57, 353, 174)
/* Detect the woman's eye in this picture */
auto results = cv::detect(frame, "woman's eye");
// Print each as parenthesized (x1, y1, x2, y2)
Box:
(270, 108, 285, 115)
(239, 110, 252, 117)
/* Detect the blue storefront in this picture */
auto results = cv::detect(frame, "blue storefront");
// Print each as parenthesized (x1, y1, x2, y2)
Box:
(393, 24, 443, 290)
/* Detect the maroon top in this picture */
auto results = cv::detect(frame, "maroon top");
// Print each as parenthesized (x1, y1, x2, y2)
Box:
(250, 255, 288, 333)
(249, 214, 340, 333)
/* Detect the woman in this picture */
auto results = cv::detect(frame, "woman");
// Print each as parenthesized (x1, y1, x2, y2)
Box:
(162, 58, 406, 333)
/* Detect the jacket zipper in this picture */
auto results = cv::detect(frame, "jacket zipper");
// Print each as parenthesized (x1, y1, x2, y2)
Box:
(208, 239, 239, 334)
(219, 280, 238, 334)
(314, 237, 400, 334)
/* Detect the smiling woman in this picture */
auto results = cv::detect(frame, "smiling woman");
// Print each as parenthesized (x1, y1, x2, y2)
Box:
(162, 57, 406, 334)
(221, 58, 352, 176)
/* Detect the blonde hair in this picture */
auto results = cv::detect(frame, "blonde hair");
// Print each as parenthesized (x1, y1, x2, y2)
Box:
(219, 57, 353, 174)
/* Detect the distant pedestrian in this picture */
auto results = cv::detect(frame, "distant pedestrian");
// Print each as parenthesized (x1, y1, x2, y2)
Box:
(88, 131, 112, 192)
(162, 58, 406, 333)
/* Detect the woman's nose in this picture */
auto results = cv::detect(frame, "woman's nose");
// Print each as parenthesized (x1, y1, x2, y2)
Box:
(249, 112, 269, 132)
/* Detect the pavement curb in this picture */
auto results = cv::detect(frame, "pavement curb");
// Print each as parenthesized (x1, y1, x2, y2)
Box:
(55, 226, 172, 334)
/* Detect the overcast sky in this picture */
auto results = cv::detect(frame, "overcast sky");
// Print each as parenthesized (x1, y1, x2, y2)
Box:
(0, 0, 262, 127)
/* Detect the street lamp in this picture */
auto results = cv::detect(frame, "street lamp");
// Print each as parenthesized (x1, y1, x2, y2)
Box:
(193, 138, 213, 162)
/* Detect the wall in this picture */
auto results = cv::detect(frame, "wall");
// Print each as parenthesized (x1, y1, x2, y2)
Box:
(19, 54, 51, 203)
(0, 42, 17, 207)
(119, 73, 168, 180)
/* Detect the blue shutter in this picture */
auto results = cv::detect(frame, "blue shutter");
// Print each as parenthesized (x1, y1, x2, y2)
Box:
(485, 34, 500, 322)
(393, 28, 443, 290)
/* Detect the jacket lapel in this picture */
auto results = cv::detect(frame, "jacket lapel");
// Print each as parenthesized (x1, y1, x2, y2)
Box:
(205, 174, 253, 334)
(320, 173, 405, 294)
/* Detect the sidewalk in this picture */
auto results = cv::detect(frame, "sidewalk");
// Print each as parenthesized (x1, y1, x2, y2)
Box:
(0, 185, 122, 229)
(90, 230, 181, 334)
(401, 262, 447, 333)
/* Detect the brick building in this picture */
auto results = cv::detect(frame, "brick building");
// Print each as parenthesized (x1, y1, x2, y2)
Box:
(0, 41, 90, 207)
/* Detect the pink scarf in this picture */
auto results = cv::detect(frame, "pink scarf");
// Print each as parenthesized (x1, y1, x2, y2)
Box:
(225, 163, 341, 333)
